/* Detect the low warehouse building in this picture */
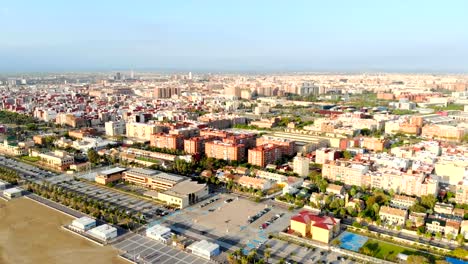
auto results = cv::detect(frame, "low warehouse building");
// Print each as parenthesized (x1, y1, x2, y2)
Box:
(95, 167, 127, 185)
(0, 180, 10, 190)
(3, 187, 23, 199)
(87, 224, 118, 241)
(71, 217, 97, 232)
(187, 240, 220, 260)
(146, 224, 172, 243)
(157, 180, 209, 209)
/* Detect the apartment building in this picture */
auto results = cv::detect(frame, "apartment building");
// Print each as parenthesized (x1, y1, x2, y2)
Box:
(184, 136, 212, 155)
(390, 194, 417, 209)
(434, 161, 467, 185)
(223, 133, 257, 149)
(315, 148, 341, 164)
(293, 154, 310, 177)
(123, 168, 184, 191)
(322, 160, 370, 186)
(455, 182, 468, 205)
(248, 144, 282, 167)
(379, 206, 407, 226)
(199, 128, 231, 139)
(361, 137, 388, 152)
(126, 122, 161, 141)
(105, 120, 126, 136)
(370, 170, 439, 197)
(426, 217, 446, 234)
(150, 133, 184, 150)
(169, 127, 200, 139)
(205, 140, 245, 161)
(422, 124, 465, 141)
(256, 135, 295, 156)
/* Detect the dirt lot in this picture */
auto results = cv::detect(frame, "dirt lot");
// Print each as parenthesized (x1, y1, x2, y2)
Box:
(0, 198, 125, 264)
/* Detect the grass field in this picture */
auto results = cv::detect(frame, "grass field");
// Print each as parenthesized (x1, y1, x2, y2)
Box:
(359, 239, 434, 262)
(0, 198, 125, 264)
(20, 156, 40, 162)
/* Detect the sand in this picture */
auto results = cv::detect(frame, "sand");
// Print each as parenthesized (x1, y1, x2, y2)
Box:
(0, 198, 126, 264)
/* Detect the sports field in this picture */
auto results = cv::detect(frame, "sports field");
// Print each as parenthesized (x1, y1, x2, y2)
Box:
(0, 198, 125, 264)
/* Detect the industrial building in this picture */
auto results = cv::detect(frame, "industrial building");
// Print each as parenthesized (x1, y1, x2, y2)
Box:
(187, 240, 220, 260)
(71, 217, 97, 232)
(3, 187, 23, 199)
(87, 224, 118, 241)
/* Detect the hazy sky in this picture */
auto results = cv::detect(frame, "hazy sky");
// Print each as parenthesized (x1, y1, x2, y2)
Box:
(1, 0, 467, 72)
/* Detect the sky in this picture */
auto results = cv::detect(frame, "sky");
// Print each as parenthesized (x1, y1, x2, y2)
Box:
(1, 0, 467, 73)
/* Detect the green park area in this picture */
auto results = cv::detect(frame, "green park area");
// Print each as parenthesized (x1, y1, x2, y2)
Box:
(20, 156, 40, 162)
(359, 239, 434, 263)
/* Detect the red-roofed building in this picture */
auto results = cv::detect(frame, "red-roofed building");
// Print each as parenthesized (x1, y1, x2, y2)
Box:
(290, 210, 340, 243)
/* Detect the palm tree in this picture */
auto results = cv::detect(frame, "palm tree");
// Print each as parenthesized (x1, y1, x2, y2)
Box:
(264, 249, 271, 263)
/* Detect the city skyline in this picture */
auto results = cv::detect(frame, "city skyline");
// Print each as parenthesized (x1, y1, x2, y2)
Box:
(1, 0, 468, 73)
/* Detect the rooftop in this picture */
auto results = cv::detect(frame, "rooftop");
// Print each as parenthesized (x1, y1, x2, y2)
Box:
(187, 240, 219, 252)
(379, 206, 407, 217)
(100, 167, 127, 176)
(164, 180, 207, 197)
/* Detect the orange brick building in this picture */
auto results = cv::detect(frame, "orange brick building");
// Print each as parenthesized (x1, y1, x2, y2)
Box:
(421, 125, 465, 141)
(248, 144, 283, 167)
(205, 140, 245, 161)
(184, 136, 212, 155)
(256, 136, 295, 156)
(150, 133, 184, 150)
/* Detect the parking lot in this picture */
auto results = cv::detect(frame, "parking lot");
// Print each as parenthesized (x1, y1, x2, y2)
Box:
(152, 193, 293, 254)
(264, 239, 354, 264)
(0, 155, 56, 181)
(55, 180, 164, 219)
(114, 233, 212, 264)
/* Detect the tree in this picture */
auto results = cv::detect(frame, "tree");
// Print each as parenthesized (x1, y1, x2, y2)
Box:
(263, 249, 271, 263)
(342, 150, 352, 160)
(407, 255, 430, 264)
(87, 149, 100, 164)
(420, 194, 437, 210)
(455, 234, 465, 246)
(451, 248, 468, 260)
(446, 233, 453, 241)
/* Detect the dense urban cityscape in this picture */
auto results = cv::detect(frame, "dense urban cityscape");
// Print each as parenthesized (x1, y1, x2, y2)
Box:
(0, 72, 467, 264)
(1, 0, 468, 264)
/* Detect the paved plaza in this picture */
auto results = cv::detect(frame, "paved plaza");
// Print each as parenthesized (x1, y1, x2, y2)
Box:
(151, 193, 293, 253)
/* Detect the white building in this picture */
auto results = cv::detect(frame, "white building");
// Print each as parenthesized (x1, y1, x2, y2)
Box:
(72, 137, 118, 152)
(3, 187, 23, 199)
(105, 121, 126, 137)
(293, 154, 310, 177)
(71, 217, 97, 232)
(187, 240, 220, 260)
(146, 224, 171, 243)
(87, 224, 118, 241)
(0, 180, 10, 190)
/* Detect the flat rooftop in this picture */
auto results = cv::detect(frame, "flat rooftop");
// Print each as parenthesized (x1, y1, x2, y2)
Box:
(164, 180, 206, 197)
(99, 167, 127, 175)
